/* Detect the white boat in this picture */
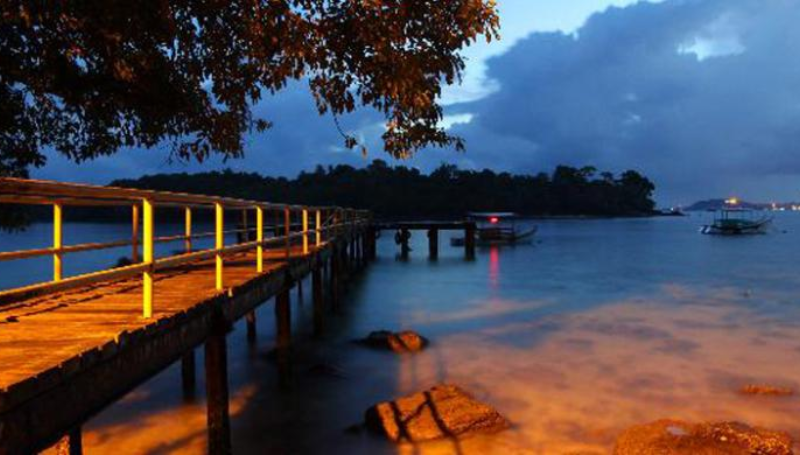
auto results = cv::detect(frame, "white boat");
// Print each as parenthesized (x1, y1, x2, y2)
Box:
(451, 212, 537, 246)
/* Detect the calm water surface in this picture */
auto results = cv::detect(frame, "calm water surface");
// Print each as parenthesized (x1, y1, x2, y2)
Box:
(8, 213, 800, 454)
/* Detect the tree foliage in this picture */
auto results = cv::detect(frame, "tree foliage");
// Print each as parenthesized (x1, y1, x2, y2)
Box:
(0, 1, 500, 177)
(112, 161, 657, 218)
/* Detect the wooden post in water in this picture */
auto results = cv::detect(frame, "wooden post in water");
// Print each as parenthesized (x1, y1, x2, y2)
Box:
(329, 249, 340, 312)
(297, 278, 303, 303)
(312, 264, 324, 337)
(245, 311, 257, 344)
(465, 224, 476, 260)
(181, 350, 196, 401)
(275, 284, 291, 349)
(205, 315, 231, 455)
(54, 427, 82, 455)
(428, 228, 438, 260)
(400, 228, 411, 259)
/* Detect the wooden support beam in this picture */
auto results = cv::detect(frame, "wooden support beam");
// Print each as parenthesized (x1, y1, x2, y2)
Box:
(329, 251, 340, 312)
(184, 207, 193, 252)
(312, 265, 324, 337)
(53, 203, 63, 281)
(256, 207, 264, 273)
(142, 198, 154, 318)
(400, 228, 411, 259)
(131, 204, 140, 263)
(302, 209, 309, 254)
(215, 203, 224, 291)
(297, 278, 303, 303)
(205, 317, 232, 455)
(181, 350, 196, 401)
(284, 208, 291, 259)
(428, 228, 439, 260)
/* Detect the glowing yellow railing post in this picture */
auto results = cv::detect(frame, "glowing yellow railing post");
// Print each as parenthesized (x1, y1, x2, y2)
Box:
(315, 210, 322, 246)
(53, 203, 63, 281)
(215, 203, 224, 291)
(184, 207, 192, 252)
(256, 206, 264, 273)
(142, 198, 154, 318)
(131, 204, 140, 263)
(302, 209, 309, 254)
(284, 207, 291, 259)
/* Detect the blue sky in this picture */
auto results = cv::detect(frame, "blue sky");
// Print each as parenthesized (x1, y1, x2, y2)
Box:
(36, 0, 800, 205)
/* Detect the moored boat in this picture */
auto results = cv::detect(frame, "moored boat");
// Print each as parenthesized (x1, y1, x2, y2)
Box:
(700, 208, 772, 235)
(451, 212, 537, 246)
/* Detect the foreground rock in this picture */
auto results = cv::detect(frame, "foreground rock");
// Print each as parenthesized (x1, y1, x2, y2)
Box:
(739, 384, 794, 397)
(358, 330, 429, 353)
(365, 384, 509, 443)
(614, 419, 793, 455)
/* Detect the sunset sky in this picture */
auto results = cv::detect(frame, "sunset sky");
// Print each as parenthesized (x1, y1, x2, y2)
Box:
(37, 0, 800, 205)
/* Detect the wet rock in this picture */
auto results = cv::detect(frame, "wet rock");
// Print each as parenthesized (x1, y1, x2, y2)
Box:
(739, 384, 794, 397)
(365, 384, 510, 443)
(358, 330, 429, 353)
(614, 419, 793, 455)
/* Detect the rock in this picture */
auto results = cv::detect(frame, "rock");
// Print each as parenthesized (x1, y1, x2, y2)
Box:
(614, 419, 793, 455)
(359, 330, 429, 353)
(739, 384, 794, 397)
(365, 384, 510, 443)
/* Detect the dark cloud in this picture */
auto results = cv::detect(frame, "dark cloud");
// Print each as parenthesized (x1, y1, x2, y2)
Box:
(448, 0, 800, 204)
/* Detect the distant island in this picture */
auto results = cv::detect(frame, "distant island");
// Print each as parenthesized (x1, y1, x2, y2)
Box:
(110, 160, 657, 219)
(685, 199, 800, 212)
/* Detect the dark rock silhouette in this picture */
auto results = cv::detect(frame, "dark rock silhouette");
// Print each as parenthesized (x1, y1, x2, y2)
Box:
(614, 419, 793, 455)
(365, 384, 509, 443)
(358, 330, 429, 353)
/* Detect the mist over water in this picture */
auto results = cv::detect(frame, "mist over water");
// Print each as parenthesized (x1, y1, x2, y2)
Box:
(11, 214, 800, 453)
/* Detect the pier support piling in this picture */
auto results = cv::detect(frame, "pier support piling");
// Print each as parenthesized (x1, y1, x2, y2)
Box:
(245, 311, 257, 344)
(428, 229, 439, 260)
(276, 286, 292, 349)
(181, 350, 196, 401)
(465, 224, 476, 260)
(329, 251, 340, 312)
(205, 316, 232, 455)
(312, 265, 324, 337)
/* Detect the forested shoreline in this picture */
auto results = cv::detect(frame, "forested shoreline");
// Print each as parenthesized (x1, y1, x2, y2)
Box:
(111, 160, 656, 219)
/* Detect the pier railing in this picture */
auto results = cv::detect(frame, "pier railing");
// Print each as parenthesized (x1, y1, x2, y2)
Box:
(0, 178, 369, 316)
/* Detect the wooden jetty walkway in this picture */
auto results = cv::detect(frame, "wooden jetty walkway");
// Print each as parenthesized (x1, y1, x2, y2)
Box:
(0, 178, 374, 454)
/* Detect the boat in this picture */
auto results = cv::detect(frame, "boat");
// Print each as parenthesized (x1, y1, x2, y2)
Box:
(700, 208, 772, 235)
(451, 212, 537, 246)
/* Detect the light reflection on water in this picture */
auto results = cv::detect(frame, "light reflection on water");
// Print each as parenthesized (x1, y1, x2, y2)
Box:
(15, 213, 800, 453)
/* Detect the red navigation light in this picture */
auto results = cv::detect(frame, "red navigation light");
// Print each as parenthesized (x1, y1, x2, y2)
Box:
(489, 216, 499, 224)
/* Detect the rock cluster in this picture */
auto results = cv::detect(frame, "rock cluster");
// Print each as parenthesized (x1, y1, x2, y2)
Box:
(614, 419, 794, 455)
(365, 384, 510, 443)
(359, 330, 429, 353)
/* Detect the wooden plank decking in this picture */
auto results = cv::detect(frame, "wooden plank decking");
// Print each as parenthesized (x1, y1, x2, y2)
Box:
(0, 240, 355, 453)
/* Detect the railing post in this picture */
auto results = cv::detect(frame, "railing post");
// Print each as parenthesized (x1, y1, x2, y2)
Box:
(184, 207, 193, 252)
(53, 203, 63, 282)
(131, 204, 140, 263)
(302, 209, 309, 254)
(142, 198, 154, 318)
(215, 203, 224, 291)
(315, 210, 322, 246)
(284, 207, 291, 259)
(256, 206, 264, 273)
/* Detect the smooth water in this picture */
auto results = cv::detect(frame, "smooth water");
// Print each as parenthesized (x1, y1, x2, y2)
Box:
(8, 213, 800, 454)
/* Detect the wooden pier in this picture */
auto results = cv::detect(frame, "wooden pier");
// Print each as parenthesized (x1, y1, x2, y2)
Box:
(0, 179, 374, 454)
(376, 221, 477, 259)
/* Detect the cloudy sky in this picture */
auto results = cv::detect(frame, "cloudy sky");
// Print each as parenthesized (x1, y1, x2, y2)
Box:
(36, 0, 800, 205)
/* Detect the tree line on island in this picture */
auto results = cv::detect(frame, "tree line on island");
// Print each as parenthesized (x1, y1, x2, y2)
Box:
(110, 160, 656, 219)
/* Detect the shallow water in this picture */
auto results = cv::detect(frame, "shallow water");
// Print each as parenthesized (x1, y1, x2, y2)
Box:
(7, 213, 800, 454)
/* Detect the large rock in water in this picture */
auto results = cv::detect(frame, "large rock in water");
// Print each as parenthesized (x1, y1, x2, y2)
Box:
(614, 419, 794, 455)
(365, 384, 510, 443)
(360, 330, 429, 353)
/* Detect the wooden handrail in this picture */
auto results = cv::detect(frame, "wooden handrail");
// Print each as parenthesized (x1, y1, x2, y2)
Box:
(0, 178, 370, 316)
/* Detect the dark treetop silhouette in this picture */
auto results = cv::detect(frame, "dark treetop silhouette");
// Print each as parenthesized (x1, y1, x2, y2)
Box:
(111, 161, 657, 218)
(0, 0, 499, 178)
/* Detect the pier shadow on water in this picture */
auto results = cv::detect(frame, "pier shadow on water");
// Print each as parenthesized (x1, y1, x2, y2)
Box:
(40, 216, 800, 454)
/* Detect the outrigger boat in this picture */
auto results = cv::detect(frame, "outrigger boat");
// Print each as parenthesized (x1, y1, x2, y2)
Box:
(451, 212, 537, 246)
(700, 208, 772, 235)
